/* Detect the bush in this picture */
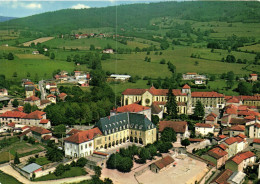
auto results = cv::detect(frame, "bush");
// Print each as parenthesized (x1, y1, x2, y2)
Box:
(76, 157, 88, 167)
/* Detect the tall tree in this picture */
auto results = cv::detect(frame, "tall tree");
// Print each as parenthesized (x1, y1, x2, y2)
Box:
(193, 100, 205, 119)
(181, 138, 190, 148)
(165, 88, 178, 118)
(12, 99, 19, 107)
(160, 127, 177, 143)
(14, 152, 20, 164)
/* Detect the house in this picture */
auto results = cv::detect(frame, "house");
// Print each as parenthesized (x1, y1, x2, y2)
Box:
(212, 134, 228, 145)
(42, 134, 58, 144)
(151, 102, 164, 119)
(252, 139, 260, 149)
(246, 121, 260, 138)
(223, 137, 239, 158)
(191, 91, 225, 109)
(109, 74, 131, 82)
(94, 112, 156, 149)
(121, 85, 192, 115)
(21, 163, 42, 179)
(46, 94, 56, 104)
(32, 51, 39, 55)
(21, 110, 51, 129)
(225, 151, 256, 172)
(102, 49, 113, 54)
(39, 100, 52, 109)
(0, 88, 8, 96)
(195, 123, 214, 136)
(66, 129, 82, 137)
(202, 147, 228, 168)
(159, 121, 189, 142)
(210, 169, 233, 184)
(74, 71, 88, 81)
(227, 171, 246, 184)
(150, 155, 175, 173)
(205, 112, 218, 125)
(110, 104, 151, 121)
(225, 96, 242, 106)
(64, 127, 102, 158)
(249, 74, 258, 81)
(45, 82, 57, 90)
(0, 111, 27, 125)
(25, 86, 35, 98)
(58, 93, 67, 101)
(30, 126, 52, 142)
(194, 78, 205, 85)
(24, 96, 40, 106)
(229, 125, 245, 137)
(55, 74, 68, 82)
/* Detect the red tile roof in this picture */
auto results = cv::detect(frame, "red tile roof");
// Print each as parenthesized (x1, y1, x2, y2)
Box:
(64, 127, 102, 144)
(24, 96, 40, 101)
(67, 129, 82, 136)
(8, 122, 15, 127)
(159, 121, 187, 133)
(230, 125, 245, 132)
(116, 104, 150, 113)
(208, 147, 228, 159)
(230, 151, 255, 165)
(250, 74, 258, 76)
(235, 137, 244, 143)
(40, 119, 49, 124)
(218, 135, 227, 139)
(189, 138, 204, 142)
(0, 111, 27, 118)
(47, 94, 56, 98)
(217, 144, 228, 150)
(253, 139, 260, 144)
(93, 151, 109, 156)
(226, 96, 240, 103)
(191, 91, 224, 98)
(31, 126, 51, 135)
(195, 123, 213, 128)
(42, 135, 52, 140)
(212, 169, 233, 184)
(244, 116, 256, 120)
(153, 155, 175, 170)
(224, 137, 238, 145)
(206, 116, 215, 121)
(24, 81, 34, 85)
(237, 133, 247, 139)
(58, 93, 67, 98)
(122, 87, 186, 96)
(255, 123, 260, 128)
(40, 100, 51, 105)
(182, 84, 190, 89)
(13, 106, 24, 112)
(23, 110, 45, 120)
(21, 126, 30, 130)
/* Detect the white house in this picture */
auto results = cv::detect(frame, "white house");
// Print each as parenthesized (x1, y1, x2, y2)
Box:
(195, 123, 214, 136)
(0, 89, 8, 96)
(21, 110, 51, 129)
(110, 74, 131, 81)
(102, 49, 113, 54)
(64, 127, 102, 158)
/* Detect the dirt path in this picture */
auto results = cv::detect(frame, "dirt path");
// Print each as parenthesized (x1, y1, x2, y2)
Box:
(0, 164, 91, 184)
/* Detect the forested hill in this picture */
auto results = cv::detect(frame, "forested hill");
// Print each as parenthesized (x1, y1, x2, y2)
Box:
(1, 1, 260, 34)
(0, 16, 16, 22)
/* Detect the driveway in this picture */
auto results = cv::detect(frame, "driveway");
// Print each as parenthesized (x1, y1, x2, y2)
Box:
(0, 164, 91, 184)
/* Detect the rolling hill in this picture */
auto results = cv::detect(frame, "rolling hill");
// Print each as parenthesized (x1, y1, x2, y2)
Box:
(0, 16, 16, 22)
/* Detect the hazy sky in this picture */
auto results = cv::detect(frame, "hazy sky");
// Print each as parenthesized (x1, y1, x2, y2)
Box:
(0, 0, 176, 18)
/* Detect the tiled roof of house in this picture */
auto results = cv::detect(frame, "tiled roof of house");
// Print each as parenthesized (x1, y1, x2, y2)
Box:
(235, 137, 244, 143)
(182, 84, 190, 89)
(13, 106, 24, 112)
(253, 139, 260, 144)
(0, 111, 27, 118)
(212, 169, 233, 184)
(226, 97, 240, 103)
(237, 133, 247, 139)
(8, 122, 15, 127)
(250, 74, 258, 76)
(64, 127, 102, 144)
(23, 110, 45, 120)
(122, 86, 186, 96)
(189, 138, 204, 142)
(195, 123, 213, 128)
(40, 119, 49, 124)
(217, 144, 228, 150)
(31, 126, 51, 135)
(206, 116, 215, 121)
(159, 121, 187, 133)
(19, 129, 31, 137)
(153, 155, 175, 170)
(241, 95, 260, 101)
(47, 94, 56, 98)
(244, 116, 256, 120)
(208, 147, 228, 159)
(255, 123, 260, 128)
(116, 104, 150, 113)
(24, 96, 39, 101)
(230, 151, 255, 165)
(24, 81, 34, 85)
(40, 100, 51, 105)
(230, 125, 245, 132)
(224, 137, 238, 145)
(67, 129, 82, 136)
(219, 135, 227, 139)
(21, 126, 30, 130)
(58, 93, 67, 98)
(42, 135, 52, 140)
(151, 102, 163, 114)
(229, 118, 246, 125)
(191, 91, 224, 98)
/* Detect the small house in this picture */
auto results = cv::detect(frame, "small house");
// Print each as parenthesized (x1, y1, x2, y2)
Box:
(150, 155, 175, 173)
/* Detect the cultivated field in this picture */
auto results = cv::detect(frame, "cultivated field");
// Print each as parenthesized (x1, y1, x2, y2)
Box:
(22, 37, 54, 46)
(15, 54, 49, 59)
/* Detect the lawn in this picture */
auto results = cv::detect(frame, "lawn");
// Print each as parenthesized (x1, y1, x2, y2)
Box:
(0, 152, 14, 164)
(0, 170, 22, 184)
(239, 44, 260, 52)
(0, 58, 75, 80)
(34, 167, 87, 181)
(35, 157, 51, 166)
(15, 54, 49, 59)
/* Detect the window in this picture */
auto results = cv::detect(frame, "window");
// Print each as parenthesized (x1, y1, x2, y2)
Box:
(89, 143, 92, 147)
(85, 144, 88, 148)
(81, 145, 83, 150)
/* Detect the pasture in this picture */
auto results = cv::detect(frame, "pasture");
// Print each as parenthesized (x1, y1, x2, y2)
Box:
(15, 54, 49, 59)
(22, 37, 54, 46)
(239, 44, 260, 52)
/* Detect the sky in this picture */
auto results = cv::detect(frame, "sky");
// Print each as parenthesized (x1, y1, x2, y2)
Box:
(0, 0, 175, 18)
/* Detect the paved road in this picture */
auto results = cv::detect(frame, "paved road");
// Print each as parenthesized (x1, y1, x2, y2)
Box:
(39, 80, 46, 100)
(0, 164, 91, 184)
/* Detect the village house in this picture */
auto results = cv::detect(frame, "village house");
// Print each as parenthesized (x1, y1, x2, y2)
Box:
(194, 78, 205, 85)
(25, 86, 35, 98)
(246, 120, 260, 138)
(205, 112, 218, 125)
(21, 163, 42, 179)
(195, 123, 214, 136)
(102, 49, 113, 54)
(110, 104, 151, 121)
(32, 51, 39, 55)
(150, 155, 175, 173)
(30, 126, 52, 142)
(252, 139, 260, 149)
(64, 127, 102, 158)
(39, 99, 52, 109)
(45, 82, 57, 90)
(0, 111, 27, 125)
(108, 74, 131, 82)
(229, 125, 245, 137)
(182, 73, 207, 80)
(21, 110, 51, 129)
(158, 121, 189, 142)
(249, 73, 258, 81)
(58, 93, 67, 101)
(66, 128, 82, 137)
(225, 151, 256, 172)
(151, 102, 164, 119)
(202, 147, 228, 169)
(191, 91, 225, 109)
(0, 88, 8, 96)
(210, 169, 246, 184)
(121, 85, 192, 115)
(46, 94, 56, 104)
(55, 74, 68, 83)
(74, 71, 90, 81)
(24, 96, 40, 106)
(212, 134, 228, 145)
(222, 136, 247, 158)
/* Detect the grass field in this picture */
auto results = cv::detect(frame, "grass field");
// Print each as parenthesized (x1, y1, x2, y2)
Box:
(15, 54, 49, 59)
(239, 44, 260, 52)
(34, 167, 87, 181)
(35, 157, 51, 166)
(22, 37, 54, 47)
(0, 58, 75, 79)
(0, 170, 22, 184)
(0, 152, 14, 164)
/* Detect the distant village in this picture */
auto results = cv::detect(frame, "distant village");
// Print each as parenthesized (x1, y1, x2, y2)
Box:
(0, 71, 259, 184)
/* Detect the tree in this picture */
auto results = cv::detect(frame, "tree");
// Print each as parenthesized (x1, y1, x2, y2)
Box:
(90, 44, 95, 51)
(165, 88, 178, 119)
(193, 101, 205, 119)
(117, 157, 133, 172)
(138, 148, 150, 162)
(237, 82, 252, 95)
(160, 40, 169, 50)
(66, 56, 71, 62)
(27, 157, 36, 164)
(7, 53, 14, 60)
(12, 72, 17, 77)
(94, 166, 102, 177)
(46, 146, 63, 162)
(53, 125, 66, 138)
(27, 72, 31, 77)
(151, 115, 159, 126)
(55, 164, 65, 176)
(76, 157, 88, 167)
(24, 103, 32, 113)
(12, 99, 19, 107)
(181, 138, 190, 148)
(50, 53, 55, 60)
(226, 71, 235, 89)
(160, 127, 177, 143)
(14, 152, 20, 164)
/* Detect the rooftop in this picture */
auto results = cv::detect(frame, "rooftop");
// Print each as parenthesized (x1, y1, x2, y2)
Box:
(115, 104, 150, 113)
(22, 163, 42, 174)
(153, 155, 175, 170)
(159, 121, 187, 133)
(230, 151, 255, 165)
